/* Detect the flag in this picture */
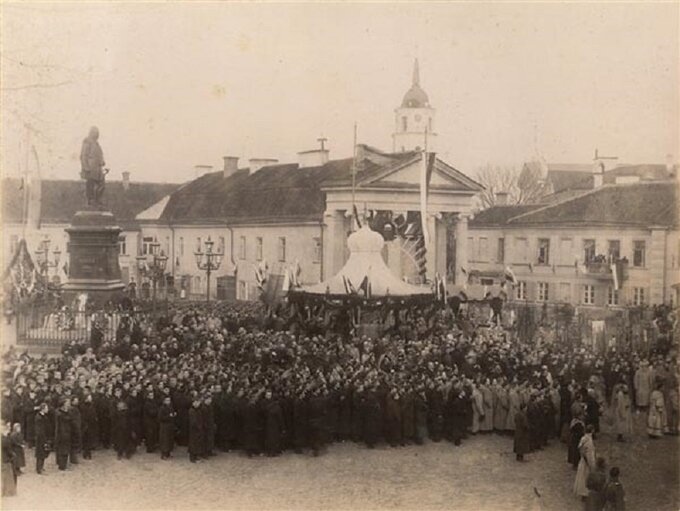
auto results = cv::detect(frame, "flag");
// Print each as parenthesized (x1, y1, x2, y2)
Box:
(292, 260, 302, 287)
(358, 275, 371, 299)
(504, 266, 517, 285)
(611, 263, 620, 291)
(342, 275, 356, 295)
(353, 204, 362, 230)
(419, 152, 436, 245)
(282, 269, 290, 293)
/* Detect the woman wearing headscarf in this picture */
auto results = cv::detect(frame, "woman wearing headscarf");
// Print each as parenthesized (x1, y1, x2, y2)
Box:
(574, 424, 597, 500)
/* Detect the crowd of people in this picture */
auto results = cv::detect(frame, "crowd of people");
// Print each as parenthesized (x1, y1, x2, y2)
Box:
(1, 299, 678, 508)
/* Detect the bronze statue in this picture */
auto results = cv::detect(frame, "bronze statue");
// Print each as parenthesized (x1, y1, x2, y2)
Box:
(80, 126, 108, 207)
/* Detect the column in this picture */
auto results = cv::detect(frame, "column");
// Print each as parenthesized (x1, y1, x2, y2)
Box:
(322, 209, 346, 281)
(425, 212, 440, 280)
(455, 213, 469, 286)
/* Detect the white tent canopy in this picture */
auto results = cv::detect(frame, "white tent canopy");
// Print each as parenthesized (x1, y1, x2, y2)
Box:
(300, 225, 431, 297)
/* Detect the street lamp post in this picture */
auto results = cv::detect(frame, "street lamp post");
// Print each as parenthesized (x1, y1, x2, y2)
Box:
(194, 237, 223, 304)
(136, 240, 168, 313)
(35, 239, 61, 283)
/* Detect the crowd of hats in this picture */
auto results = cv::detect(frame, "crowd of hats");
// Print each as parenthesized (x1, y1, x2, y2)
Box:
(1, 301, 677, 455)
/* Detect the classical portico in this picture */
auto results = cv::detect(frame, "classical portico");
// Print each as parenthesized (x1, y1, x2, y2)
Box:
(321, 147, 481, 286)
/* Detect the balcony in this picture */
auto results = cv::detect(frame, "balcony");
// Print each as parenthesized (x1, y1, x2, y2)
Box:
(584, 257, 628, 281)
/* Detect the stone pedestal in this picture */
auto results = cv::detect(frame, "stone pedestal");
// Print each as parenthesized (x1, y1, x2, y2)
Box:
(61, 209, 125, 308)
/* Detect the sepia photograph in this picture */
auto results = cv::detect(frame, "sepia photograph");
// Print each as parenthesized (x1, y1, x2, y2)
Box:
(0, 2, 678, 510)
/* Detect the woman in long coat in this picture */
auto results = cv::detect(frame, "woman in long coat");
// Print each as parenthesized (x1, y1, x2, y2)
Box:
(574, 425, 596, 498)
(505, 385, 520, 432)
(10, 423, 26, 474)
(513, 403, 529, 461)
(471, 384, 484, 434)
(158, 397, 176, 459)
(613, 384, 633, 441)
(480, 382, 494, 432)
(647, 383, 668, 438)
(568, 415, 586, 469)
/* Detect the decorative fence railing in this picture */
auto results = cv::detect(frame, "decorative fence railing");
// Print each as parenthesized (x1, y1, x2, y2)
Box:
(14, 303, 158, 348)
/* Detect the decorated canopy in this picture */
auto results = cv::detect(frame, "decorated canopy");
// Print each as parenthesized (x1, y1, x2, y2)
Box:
(295, 225, 431, 301)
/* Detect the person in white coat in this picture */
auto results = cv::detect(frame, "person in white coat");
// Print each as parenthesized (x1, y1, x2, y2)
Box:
(612, 382, 633, 442)
(574, 424, 596, 499)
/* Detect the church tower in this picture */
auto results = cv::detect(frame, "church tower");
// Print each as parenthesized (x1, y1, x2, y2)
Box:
(392, 59, 437, 153)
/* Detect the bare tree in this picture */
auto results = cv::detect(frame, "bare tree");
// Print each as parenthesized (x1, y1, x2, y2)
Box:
(473, 162, 550, 210)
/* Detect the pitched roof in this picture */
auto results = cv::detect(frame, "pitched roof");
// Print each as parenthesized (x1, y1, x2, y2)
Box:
(469, 205, 542, 227)
(547, 169, 593, 193)
(158, 148, 481, 225)
(159, 159, 355, 224)
(509, 181, 677, 228)
(1, 178, 179, 228)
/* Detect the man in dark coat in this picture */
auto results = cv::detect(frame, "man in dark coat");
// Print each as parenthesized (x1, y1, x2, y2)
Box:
(513, 402, 530, 461)
(401, 390, 416, 444)
(112, 400, 132, 459)
(80, 394, 98, 459)
(361, 389, 382, 448)
(263, 391, 284, 456)
(34, 403, 50, 474)
(188, 398, 204, 462)
(292, 394, 309, 453)
(127, 390, 143, 450)
(142, 392, 160, 453)
(384, 390, 403, 447)
(308, 390, 328, 456)
(413, 390, 429, 445)
(451, 389, 468, 446)
(23, 391, 37, 449)
(95, 391, 111, 449)
(54, 400, 72, 470)
(158, 397, 176, 459)
(69, 396, 82, 465)
(202, 395, 216, 457)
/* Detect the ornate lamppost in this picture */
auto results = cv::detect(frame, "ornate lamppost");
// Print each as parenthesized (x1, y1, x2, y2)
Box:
(136, 240, 168, 312)
(34, 239, 62, 283)
(194, 237, 223, 304)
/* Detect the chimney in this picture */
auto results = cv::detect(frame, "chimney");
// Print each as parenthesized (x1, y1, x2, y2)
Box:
(194, 165, 213, 179)
(593, 163, 604, 188)
(495, 191, 509, 205)
(298, 137, 330, 169)
(223, 156, 239, 178)
(249, 158, 279, 174)
(122, 171, 130, 191)
(666, 153, 675, 176)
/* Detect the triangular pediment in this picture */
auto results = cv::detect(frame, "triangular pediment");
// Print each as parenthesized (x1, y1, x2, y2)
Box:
(358, 155, 483, 192)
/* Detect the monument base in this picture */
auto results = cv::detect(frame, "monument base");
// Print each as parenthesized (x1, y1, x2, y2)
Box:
(62, 209, 126, 309)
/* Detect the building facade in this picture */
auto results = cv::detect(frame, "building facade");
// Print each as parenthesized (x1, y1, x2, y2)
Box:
(468, 181, 679, 309)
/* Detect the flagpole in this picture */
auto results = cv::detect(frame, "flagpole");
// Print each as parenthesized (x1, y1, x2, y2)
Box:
(351, 123, 358, 228)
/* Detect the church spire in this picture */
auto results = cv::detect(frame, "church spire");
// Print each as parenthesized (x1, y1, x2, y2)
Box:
(412, 58, 420, 86)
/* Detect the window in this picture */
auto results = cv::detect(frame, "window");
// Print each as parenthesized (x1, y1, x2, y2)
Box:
(478, 237, 488, 262)
(583, 284, 595, 305)
(194, 275, 201, 292)
(239, 236, 246, 260)
(608, 240, 620, 261)
(497, 238, 505, 263)
(401, 116, 408, 132)
(142, 236, 155, 255)
(238, 280, 247, 300)
(559, 238, 573, 265)
(538, 282, 550, 302)
(516, 281, 527, 300)
(633, 241, 646, 267)
(481, 278, 494, 286)
(196, 237, 202, 253)
(218, 236, 225, 254)
(608, 287, 619, 306)
(313, 237, 322, 263)
(515, 237, 528, 263)
(179, 237, 184, 257)
(559, 282, 571, 303)
(633, 287, 645, 306)
(278, 237, 286, 262)
(537, 238, 550, 265)
(583, 239, 596, 263)
(118, 236, 127, 255)
(256, 237, 263, 261)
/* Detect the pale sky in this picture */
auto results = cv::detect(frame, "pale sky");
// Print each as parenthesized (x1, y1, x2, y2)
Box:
(2, 2, 678, 183)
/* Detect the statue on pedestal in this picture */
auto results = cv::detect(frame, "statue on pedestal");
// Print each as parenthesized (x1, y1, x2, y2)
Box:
(80, 126, 108, 207)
